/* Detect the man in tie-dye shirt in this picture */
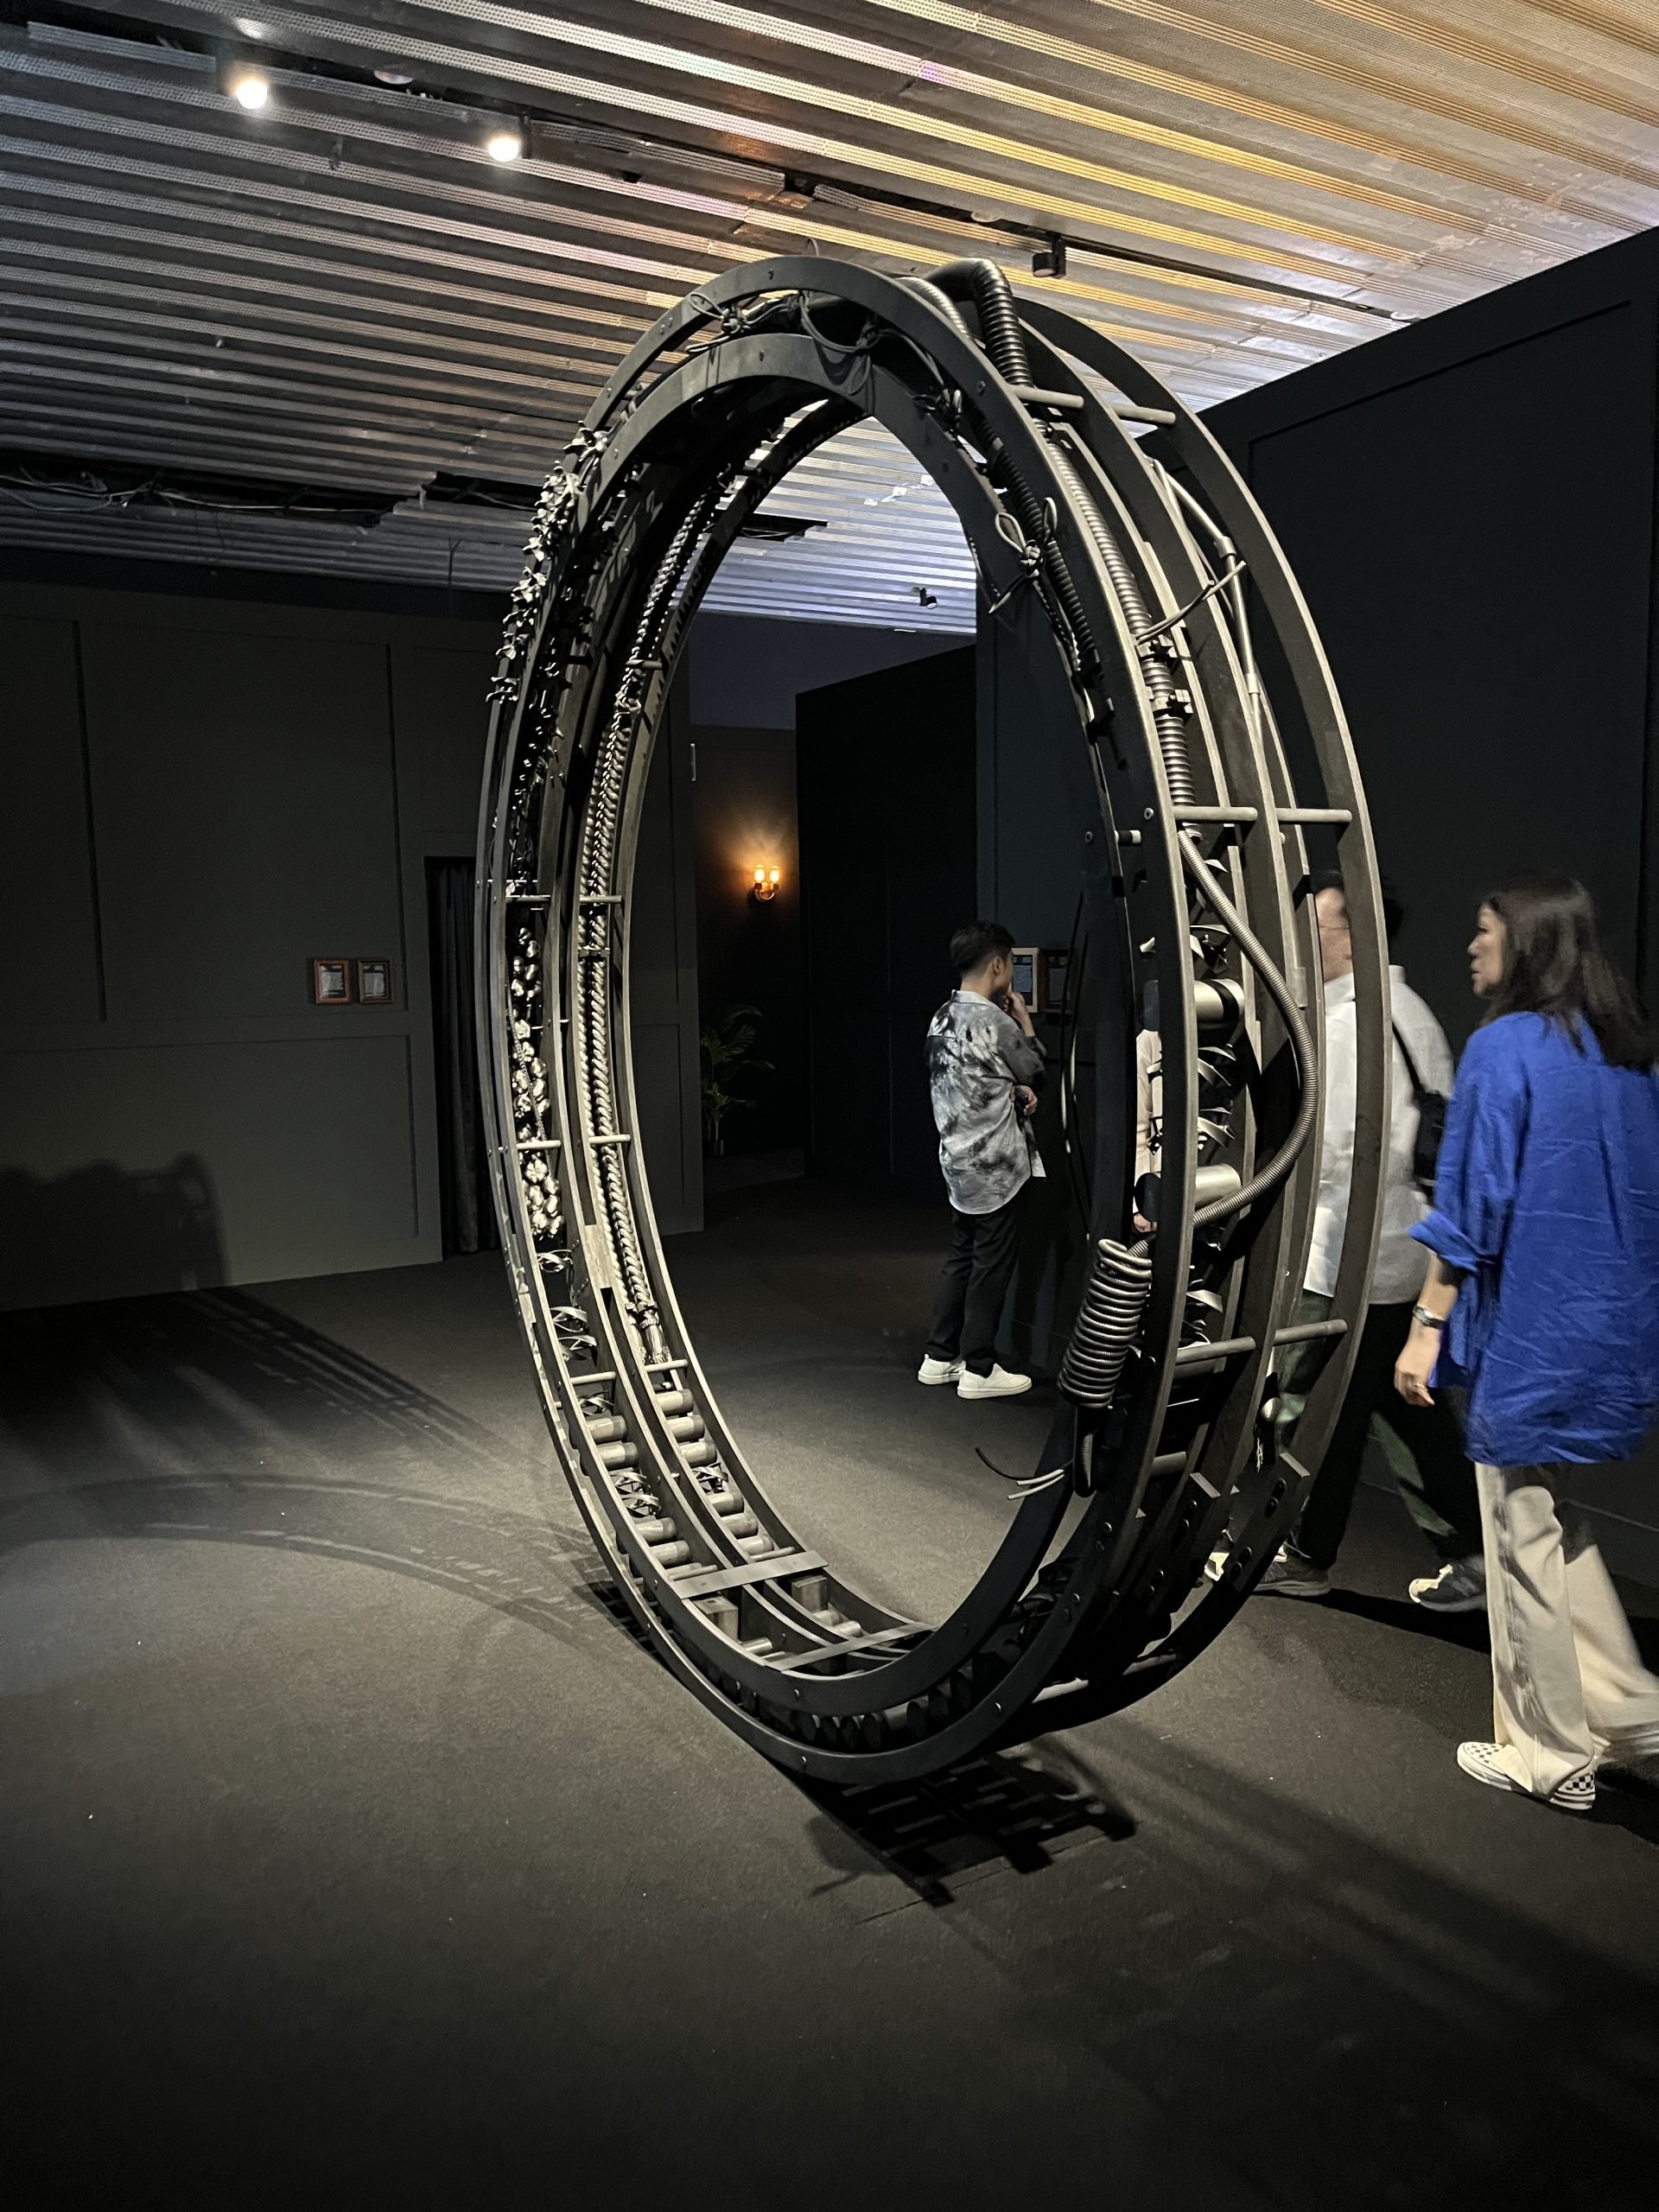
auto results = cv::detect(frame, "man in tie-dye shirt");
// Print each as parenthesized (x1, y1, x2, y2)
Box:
(918, 921, 1046, 1401)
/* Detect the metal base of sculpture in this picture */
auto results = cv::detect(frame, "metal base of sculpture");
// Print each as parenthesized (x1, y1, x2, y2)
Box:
(477, 257, 1389, 1781)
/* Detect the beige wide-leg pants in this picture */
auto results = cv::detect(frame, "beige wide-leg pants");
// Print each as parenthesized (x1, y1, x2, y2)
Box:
(1478, 1462, 1659, 1798)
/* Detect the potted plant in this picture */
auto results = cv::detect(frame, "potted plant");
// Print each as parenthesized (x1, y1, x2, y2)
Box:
(700, 1005, 771, 1154)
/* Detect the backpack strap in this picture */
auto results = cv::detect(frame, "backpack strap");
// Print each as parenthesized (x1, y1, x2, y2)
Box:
(1391, 1020, 1430, 1103)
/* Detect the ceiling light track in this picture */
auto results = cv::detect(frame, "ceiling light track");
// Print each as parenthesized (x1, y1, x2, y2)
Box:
(2, 3, 1401, 323)
(0, 443, 405, 523)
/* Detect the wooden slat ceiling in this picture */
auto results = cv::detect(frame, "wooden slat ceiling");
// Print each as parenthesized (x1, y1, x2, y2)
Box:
(0, 0, 1654, 628)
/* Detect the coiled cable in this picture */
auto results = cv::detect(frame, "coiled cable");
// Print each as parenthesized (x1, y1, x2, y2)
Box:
(920, 258, 1196, 804)
(1179, 834, 1318, 1230)
(1046, 439, 1198, 806)
(1058, 1236, 1154, 1408)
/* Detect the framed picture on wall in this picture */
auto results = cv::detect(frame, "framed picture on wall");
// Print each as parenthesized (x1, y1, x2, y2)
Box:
(311, 957, 353, 1005)
(357, 957, 392, 1004)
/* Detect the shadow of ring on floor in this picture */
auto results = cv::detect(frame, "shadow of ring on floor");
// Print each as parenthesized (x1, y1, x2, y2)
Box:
(0, 1473, 625, 1653)
(0, 1466, 1141, 1896)
(798, 1739, 1138, 1908)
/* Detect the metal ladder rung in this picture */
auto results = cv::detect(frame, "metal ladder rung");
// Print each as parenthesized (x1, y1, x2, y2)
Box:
(1009, 383, 1084, 411)
(588, 1133, 633, 1147)
(1170, 804, 1353, 829)
(1174, 1334, 1255, 1368)
(778, 1624, 925, 1671)
(1173, 1316, 1348, 1369)
(671, 1550, 825, 1600)
(569, 1360, 690, 1391)
(1108, 402, 1177, 427)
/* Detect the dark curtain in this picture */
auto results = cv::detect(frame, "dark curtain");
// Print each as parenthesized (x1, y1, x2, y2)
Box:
(426, 858, 501, 1256)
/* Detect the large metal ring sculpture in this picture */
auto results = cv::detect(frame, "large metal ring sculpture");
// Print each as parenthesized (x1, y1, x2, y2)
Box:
(478, 257, 1389, 1782)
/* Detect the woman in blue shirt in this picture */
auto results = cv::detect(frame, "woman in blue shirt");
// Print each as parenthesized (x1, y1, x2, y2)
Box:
(1396, 875, 1659, 1814)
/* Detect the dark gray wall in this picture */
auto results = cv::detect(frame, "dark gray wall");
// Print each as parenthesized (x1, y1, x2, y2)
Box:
(690, 613, 965, 728)
(0, 580, 701, 1310)
(1205, 235, 1659, 1048)
(798, 645, 976, 1196)
(1205, 224, 1659, 1586)
(976, 593, 1128, 1376)
(687, 613, 975, 1165)
(691, 722, 802, 1154)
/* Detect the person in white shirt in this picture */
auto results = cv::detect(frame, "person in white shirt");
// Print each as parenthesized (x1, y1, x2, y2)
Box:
(1258, 874, 1485, 1609)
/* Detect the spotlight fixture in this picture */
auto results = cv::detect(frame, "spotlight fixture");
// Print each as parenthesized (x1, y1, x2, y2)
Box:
(226, 67, 270, 111)
(486, 123, 525, 162)
(913, 584, 938, 607)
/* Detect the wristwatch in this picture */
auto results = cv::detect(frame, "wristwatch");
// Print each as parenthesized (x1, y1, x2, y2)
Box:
(1410, 1304, 1446, 1330)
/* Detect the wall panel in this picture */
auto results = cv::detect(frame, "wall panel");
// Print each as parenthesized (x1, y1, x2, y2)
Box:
(1206, 227, 1659, 1586)
(80, 623, 404, 1025)
(799, 647, 975, 1196)
(0, 615, 101, 1025)
(1242, 306, 1649, 1041)
(0, 1034, 416, 1306)
(393, 645, 493, 859)
(0, 584, 500, 1308)
(1, 579, 705, 1307)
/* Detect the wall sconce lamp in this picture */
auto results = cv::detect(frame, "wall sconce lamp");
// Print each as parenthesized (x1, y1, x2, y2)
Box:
(750, 865, 781, 904)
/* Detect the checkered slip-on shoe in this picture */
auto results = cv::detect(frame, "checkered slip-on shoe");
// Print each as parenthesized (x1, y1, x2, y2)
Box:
(1457, 1739, 1595, 1815)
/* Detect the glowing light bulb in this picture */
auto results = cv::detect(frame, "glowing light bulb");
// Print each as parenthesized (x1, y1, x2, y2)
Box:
(230, 70, 270, 111)
(486, 125, 524, 162)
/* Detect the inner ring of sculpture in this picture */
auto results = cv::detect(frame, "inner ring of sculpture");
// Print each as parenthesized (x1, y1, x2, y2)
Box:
(478, 256, 1389, 1782)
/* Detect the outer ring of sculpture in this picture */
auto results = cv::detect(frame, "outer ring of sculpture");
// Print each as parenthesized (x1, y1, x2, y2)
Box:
(477, 258, 1389, 1781)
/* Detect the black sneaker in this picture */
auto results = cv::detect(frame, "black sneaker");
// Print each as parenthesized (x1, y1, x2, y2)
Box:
(1408, 1556, 1487, 1614)
(1255, 1547, 1331, 1599)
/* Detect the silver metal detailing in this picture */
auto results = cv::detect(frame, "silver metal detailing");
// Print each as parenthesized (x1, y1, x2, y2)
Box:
(478, 257, 1389, 1781)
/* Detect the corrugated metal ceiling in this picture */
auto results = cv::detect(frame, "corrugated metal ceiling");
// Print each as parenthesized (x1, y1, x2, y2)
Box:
(0, 1, 1654, 627)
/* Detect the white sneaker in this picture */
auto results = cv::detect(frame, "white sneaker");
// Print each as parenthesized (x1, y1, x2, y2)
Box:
(957, 1363, 1033, 1400)
(917, 1356, 963, 1385)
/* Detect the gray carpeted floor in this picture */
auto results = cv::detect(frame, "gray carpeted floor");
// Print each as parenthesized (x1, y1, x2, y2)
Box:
(3, 1174, 1656, 2209)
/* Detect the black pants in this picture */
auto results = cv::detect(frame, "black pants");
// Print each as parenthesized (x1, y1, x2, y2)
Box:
(1294, 1299, 1482, 1571)
(925, 1189, 1023, 1376)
